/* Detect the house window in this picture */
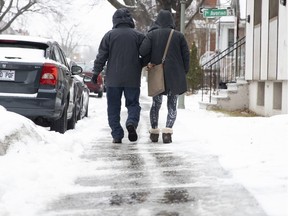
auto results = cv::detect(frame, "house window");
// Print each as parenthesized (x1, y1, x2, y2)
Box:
(257, 82, 265, 106)
(228, 29, 234, 56)
(273, 82, 282, 110)
(269, 0, 279, 19)
(228, 29, 234, 47)
(254, 0, 262, 26)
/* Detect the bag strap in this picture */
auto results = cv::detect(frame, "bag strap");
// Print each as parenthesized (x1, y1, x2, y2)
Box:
(162, 29, 174, 63)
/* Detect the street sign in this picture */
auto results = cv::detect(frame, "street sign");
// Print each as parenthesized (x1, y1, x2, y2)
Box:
(203, 8, 234, 18)
(199, 7, 204, 14)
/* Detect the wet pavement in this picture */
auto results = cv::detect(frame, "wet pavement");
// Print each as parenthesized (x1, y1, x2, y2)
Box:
(41, 98, 267, 216)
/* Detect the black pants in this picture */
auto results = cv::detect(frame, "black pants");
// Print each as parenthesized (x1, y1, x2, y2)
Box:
(106, 87, 141, 139)
(150, 91, 178, 129)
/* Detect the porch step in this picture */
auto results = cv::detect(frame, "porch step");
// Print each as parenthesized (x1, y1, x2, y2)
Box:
(199, 79, 249, 111)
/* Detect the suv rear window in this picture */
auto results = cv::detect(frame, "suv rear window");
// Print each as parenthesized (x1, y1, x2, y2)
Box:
(0, 40, 48, 60)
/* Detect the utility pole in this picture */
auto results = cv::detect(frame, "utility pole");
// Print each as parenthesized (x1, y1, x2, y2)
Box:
(178, 0, 186, 109)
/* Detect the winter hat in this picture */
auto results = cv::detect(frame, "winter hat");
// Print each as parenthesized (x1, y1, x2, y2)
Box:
(112, 8, 135, 29)
(155, 9, 175, 29)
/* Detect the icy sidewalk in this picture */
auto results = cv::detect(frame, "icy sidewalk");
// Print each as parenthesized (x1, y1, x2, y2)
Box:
(43, 130, 267, 215)
(42, 96, 267, 216)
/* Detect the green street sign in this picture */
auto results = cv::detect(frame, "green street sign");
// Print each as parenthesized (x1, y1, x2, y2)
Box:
(203, 8, 233, 18)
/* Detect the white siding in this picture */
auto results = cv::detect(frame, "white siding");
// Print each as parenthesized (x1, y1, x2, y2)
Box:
(278, 3, 288, 80)
(268, 19, 278, 80)
(246, 1, 288, 116)
(260, 0, 269, 80)
(253, 26, 261, 80)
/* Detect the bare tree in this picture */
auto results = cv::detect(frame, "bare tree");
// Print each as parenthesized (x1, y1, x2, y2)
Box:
(104, 0, 204, 31)
(57, 25, 81, 58)
(0, 0, 70, 34)
(51, 13, 83, 59)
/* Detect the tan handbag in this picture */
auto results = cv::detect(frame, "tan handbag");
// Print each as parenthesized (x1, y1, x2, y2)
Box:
(147, 29, 174, 97)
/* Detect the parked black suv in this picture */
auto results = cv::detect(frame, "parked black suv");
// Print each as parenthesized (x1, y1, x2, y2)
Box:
(0, 35, 82, 134)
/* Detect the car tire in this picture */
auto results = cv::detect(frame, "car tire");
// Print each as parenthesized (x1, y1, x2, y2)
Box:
(77, 97, 83, 121)
(98, 91, 103, 98)
(85, 101, 89, 117)
(67, 106, 77, 130)
(51, 102, 68, 134)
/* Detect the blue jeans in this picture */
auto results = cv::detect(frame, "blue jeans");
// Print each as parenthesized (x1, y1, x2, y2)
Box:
(106, 87, 141, 139)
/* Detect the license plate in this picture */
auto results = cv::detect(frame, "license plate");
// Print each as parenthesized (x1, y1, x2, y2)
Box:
(0, 70, 15, 81)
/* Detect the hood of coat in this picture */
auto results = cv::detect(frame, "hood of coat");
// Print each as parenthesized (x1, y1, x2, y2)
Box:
(154, 10, 175, 29)
(112, 8, 135, 29)
(148, 21, 159, 32)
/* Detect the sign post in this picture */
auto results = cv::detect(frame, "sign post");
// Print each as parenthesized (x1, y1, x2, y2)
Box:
(178, 0, 186, 109)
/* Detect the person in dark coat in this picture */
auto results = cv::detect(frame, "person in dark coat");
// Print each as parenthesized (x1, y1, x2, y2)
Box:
(92, 8, 145, 144)
(139, 9, 190, 143)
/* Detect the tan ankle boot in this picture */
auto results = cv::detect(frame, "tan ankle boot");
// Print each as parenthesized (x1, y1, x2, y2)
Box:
(162, 128, 173, 143)
(149, 128, 160, 142)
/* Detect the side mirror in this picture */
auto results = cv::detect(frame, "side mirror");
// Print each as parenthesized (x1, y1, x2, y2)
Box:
(71, 65, 83, 75)
(83, 75, 92, 83)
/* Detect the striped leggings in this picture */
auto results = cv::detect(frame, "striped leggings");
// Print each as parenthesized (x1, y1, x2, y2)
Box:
(150, 91, 178, 129)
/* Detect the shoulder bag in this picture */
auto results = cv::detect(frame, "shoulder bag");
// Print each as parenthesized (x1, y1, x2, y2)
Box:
(147, 29, 174, 97)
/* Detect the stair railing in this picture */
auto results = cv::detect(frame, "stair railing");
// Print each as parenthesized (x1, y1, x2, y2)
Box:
(201, 36, 246, 103)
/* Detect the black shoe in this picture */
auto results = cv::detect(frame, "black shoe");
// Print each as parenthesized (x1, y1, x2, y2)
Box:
(126, 124, 138, 142)
(162, 133, 172, 143)
(150, 133, 159, 142)
(112, 138, 122, 143)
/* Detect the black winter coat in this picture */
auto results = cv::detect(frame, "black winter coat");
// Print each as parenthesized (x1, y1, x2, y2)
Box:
(94, 8, 145, 88)
(139, 10, 190, 95)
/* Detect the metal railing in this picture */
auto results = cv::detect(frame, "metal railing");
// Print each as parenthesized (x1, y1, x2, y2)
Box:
(201, 36, 246, 102)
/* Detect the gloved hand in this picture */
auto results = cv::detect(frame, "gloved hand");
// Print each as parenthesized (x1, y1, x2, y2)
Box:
(91, 74, 98, 84)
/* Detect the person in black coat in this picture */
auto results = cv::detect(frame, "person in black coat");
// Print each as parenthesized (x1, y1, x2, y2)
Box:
(92, 8, 145, 144)
(139, 9, 190, 143)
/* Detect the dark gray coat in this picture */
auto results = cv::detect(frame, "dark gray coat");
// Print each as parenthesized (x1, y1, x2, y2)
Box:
(93, 8, 145, 88)
(139, 10, 190, 95)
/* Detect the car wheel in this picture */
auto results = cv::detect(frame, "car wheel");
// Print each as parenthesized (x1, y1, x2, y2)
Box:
(51, 102, 68, 134)
(85, 101, 89, 117)
(98, 91, 103, 98)
(67, 106, 77, 130)
(77, 97, 83, 121)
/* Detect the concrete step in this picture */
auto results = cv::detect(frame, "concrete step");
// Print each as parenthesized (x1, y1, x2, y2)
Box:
(199, 79, 249, 111)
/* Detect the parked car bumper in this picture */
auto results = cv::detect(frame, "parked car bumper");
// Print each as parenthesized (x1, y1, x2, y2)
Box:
(0, 91, 63, 120)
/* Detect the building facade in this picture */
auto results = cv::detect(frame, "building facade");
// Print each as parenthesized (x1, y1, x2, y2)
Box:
(246, 0, 288, 116)
(185, 0, 218, 57)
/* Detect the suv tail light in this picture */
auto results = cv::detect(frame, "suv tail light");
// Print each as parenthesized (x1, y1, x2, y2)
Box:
(40, 63, 58, 86)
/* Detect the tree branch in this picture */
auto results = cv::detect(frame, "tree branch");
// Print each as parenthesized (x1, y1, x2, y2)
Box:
(185, 0, 204, 29)
(0, 0, 14, 21)
(0, 0, 66, 34)
(106, 0, 136, 9)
